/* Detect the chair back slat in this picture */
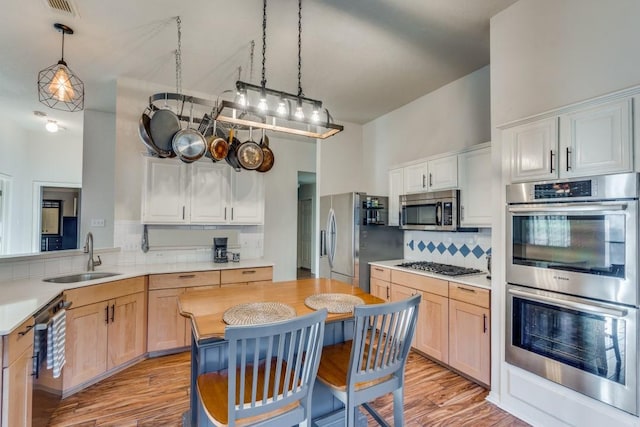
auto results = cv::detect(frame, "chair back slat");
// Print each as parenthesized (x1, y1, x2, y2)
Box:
(224, 308, 327, 426)
(347, 294, 420, 389)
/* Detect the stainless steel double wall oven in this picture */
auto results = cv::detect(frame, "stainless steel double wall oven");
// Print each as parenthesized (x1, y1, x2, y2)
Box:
(506, 173, 639, 415)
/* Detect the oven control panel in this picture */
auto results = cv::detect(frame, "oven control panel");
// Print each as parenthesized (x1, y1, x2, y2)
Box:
(534, 179, 593, 199)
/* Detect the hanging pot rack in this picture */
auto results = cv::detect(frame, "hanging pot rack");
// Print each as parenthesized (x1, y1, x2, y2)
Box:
(148, 90, 343, 139)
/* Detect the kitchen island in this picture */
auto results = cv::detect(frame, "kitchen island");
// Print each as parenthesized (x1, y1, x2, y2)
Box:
(178, 278, 383, 426)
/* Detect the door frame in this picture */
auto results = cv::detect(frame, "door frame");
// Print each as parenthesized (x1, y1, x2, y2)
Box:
(32, 181, 81, 252)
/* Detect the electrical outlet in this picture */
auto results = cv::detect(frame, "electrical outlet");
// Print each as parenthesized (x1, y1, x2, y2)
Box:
(91, 218, 105, 227)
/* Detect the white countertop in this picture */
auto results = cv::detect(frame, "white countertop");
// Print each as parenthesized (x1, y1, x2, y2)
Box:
(0, 259, 274, 335)
(369, 259, 492, 290)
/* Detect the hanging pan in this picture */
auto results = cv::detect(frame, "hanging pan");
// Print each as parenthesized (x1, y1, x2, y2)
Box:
(138, 106, 172, 157)
(172, 101, 207, 163)
(225, 128, 242, 171)
(237, 127, 264, 170)
(256, 129, 274, 172)
(149, 94, 181, 157)
(206, 120, 229, 162)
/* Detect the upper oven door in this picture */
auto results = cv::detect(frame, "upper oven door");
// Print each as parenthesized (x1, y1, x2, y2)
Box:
(507, 200, 637, 306)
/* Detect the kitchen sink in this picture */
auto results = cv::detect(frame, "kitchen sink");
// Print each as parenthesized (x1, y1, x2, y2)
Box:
(43, 272, 121, 283)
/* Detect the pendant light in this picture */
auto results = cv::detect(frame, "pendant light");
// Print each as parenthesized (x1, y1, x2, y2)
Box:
(37, 23, 84, 112)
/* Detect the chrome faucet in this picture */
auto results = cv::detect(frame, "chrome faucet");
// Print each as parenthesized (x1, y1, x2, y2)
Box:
(84, 232, 102, 271)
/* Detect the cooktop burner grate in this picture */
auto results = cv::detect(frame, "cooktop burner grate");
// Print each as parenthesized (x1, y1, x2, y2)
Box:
(396, 261, 483, 276)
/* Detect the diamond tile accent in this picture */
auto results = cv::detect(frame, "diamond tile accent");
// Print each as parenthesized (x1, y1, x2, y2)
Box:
(447, 244, 457, 255)
(426, 242, 436, 253)
(408, 240, 414, 250)
(472, 245, 485, 258)
(417, 241, 426, 252)
(437, 243, 446, 254)
(486, 248, 492, 255)
(459, 244, 470, 257)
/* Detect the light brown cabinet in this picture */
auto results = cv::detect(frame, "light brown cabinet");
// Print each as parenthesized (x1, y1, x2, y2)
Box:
(63, 277, 147, 392)
(220, 267, 273, 287)
(448, 282, 490, 386)
(2, 317, 34, 427)
(370, 266, 391, 302)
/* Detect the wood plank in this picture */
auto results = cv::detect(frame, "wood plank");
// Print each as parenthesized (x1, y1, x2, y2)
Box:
(148, 271, 221, 290)
(64, 277, 146, 308)
(391, 270, 448, 297)
(48, 351, 529, 427)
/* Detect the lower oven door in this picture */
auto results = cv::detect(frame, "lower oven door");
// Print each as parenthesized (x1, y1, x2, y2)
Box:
(506, 284, 638, 415)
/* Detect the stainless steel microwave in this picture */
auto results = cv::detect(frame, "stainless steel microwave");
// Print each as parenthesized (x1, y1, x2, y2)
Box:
(400, 190, 459, 231)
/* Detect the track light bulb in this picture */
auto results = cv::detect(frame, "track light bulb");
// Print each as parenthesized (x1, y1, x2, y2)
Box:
(311, 108, 320, 123)
(46, 120, 59, 133)
(277, 99, 286, 116)
(295, 102, 304, 120)
(258, 97, 268, 111)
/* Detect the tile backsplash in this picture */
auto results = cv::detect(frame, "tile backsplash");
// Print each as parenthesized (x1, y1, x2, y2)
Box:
(403, 229, 491, 271)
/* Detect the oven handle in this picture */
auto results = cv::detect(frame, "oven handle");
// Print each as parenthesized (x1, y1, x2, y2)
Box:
(508, 202, 628, 213)
(509, 288, 628, 318)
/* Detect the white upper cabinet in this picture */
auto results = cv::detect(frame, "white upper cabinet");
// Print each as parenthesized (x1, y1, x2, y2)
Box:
(403, 162, 428, 193)
(403, 154, 458, 193)
(142, 157, 264, 225)
(459, 145, 491, 228)
(427, 155, 458, 190)
(559, 98, 632, 178)
(509, 98, 633, 183)
(388, 168, 404, 226)
(508, 117, 558, 183)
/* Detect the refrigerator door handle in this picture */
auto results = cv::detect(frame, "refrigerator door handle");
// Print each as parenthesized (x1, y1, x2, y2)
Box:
(328, 209, 337, 268)
(320, 230, 326, 256)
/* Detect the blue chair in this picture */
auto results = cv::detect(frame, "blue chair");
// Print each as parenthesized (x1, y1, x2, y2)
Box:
(316, 294, 421, 426)
(196, 309, 328, 427)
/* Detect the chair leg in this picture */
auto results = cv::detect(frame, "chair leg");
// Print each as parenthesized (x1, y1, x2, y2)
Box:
(361, 403, 390, 427)
(345, 402, 355, 427)
(392, 387, 404, 427)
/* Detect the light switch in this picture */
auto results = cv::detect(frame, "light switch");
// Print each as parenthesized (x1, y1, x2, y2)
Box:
(91, 218, 106, 227)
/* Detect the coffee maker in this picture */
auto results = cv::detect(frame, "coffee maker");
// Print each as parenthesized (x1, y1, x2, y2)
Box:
(213, 237, 228, 263)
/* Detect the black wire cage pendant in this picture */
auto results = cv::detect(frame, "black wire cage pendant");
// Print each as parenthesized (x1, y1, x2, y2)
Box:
(38, 23, 84, 112)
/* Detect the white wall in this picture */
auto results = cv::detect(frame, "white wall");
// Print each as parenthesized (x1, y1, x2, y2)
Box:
(263, 138, 316, 282)
(490, 1, 640, 426)
(318, 122, 363, 196)
(362, 66, 491, 195)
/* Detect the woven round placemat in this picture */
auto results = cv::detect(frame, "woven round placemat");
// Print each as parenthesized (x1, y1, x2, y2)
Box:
(223, 302, 296, 325)
(304, 293, 364, 314)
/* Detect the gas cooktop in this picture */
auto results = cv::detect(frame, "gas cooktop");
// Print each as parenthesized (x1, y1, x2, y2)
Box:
(396, 261, 483, 277)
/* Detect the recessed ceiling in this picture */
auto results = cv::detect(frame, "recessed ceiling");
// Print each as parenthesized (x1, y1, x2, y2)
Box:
(0, 0, 516, 137)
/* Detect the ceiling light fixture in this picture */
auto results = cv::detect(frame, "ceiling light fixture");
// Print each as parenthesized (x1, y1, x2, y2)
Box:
(45, 120, 59, 133)
(37, 23, 84, 112)
(213, 0, 343, 139)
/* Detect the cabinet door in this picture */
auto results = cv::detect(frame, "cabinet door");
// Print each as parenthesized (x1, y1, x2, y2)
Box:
(560, 99, 632, 177)
(2, 345, 33, 427)
(427, 155, 458, 190)
(416, 291, 449, 364)
(147, 289, 187, 352)
(449, 299, 490, 385)
(64, 302, 109, 390)
(390, 284, 418, 347)
(230, 172, 264, 224)
(370, 277, 390, 302)
(459, 146, 491, 227)
(107, 292, 146, 369)
(190, 162, 229, 223)
(142, 158, 188, 223)
(403, 162, 428, 193)
(388, 168, 403, 226)
(508, 117, 558, 183)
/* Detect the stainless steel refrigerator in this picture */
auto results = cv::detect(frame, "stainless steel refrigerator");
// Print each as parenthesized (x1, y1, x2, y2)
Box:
(319, 192, 403, 292)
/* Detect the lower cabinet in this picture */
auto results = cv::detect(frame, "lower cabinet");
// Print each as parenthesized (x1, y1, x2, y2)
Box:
(1, 318, 33, 427)
(448, 282, 491, 386)
(63, 277, 147, 392)
(370, 265, 391, 302)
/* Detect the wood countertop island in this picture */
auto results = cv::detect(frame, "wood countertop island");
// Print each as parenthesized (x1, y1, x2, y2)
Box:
(178, 278, 382, 341)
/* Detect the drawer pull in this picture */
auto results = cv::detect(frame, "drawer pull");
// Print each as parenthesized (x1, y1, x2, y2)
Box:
(110, 304, 115, 323)
(179, 274, 196, 279)
(374, 268, 384, 272)
(483, 314, 488, 333)
(18, 324, 34, 336)
(457, 286, 476, 293)
(242, 270, 256, 274)
(105, 306, 109, 324)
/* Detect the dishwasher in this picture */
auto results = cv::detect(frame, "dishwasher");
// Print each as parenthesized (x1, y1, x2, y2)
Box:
(32, 293, 71, 427)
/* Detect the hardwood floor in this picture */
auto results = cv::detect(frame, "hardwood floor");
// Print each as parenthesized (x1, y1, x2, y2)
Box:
(48, 351, 529, 426)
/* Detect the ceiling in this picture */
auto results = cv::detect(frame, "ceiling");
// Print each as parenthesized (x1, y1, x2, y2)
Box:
(0, 0, 516, 138)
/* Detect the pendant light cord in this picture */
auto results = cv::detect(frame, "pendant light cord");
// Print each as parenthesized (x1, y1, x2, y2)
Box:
(60, 30, 66, 62)
(297, 0, 303, 98)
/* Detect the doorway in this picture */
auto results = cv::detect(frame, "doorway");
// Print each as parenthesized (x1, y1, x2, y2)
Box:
(34, 184, 81, 252)
(297, 172, 316, 279)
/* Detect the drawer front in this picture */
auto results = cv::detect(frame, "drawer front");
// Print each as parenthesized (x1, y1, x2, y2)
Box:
(370, 265, 391, 281)
(221, 267, 273, 284)
(149, 271, 221, 290)
(391, 270, 448, 297)
(65, 276, 147, 308)
(449, 282, 490, 308)
(3, 317, 34, 367)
